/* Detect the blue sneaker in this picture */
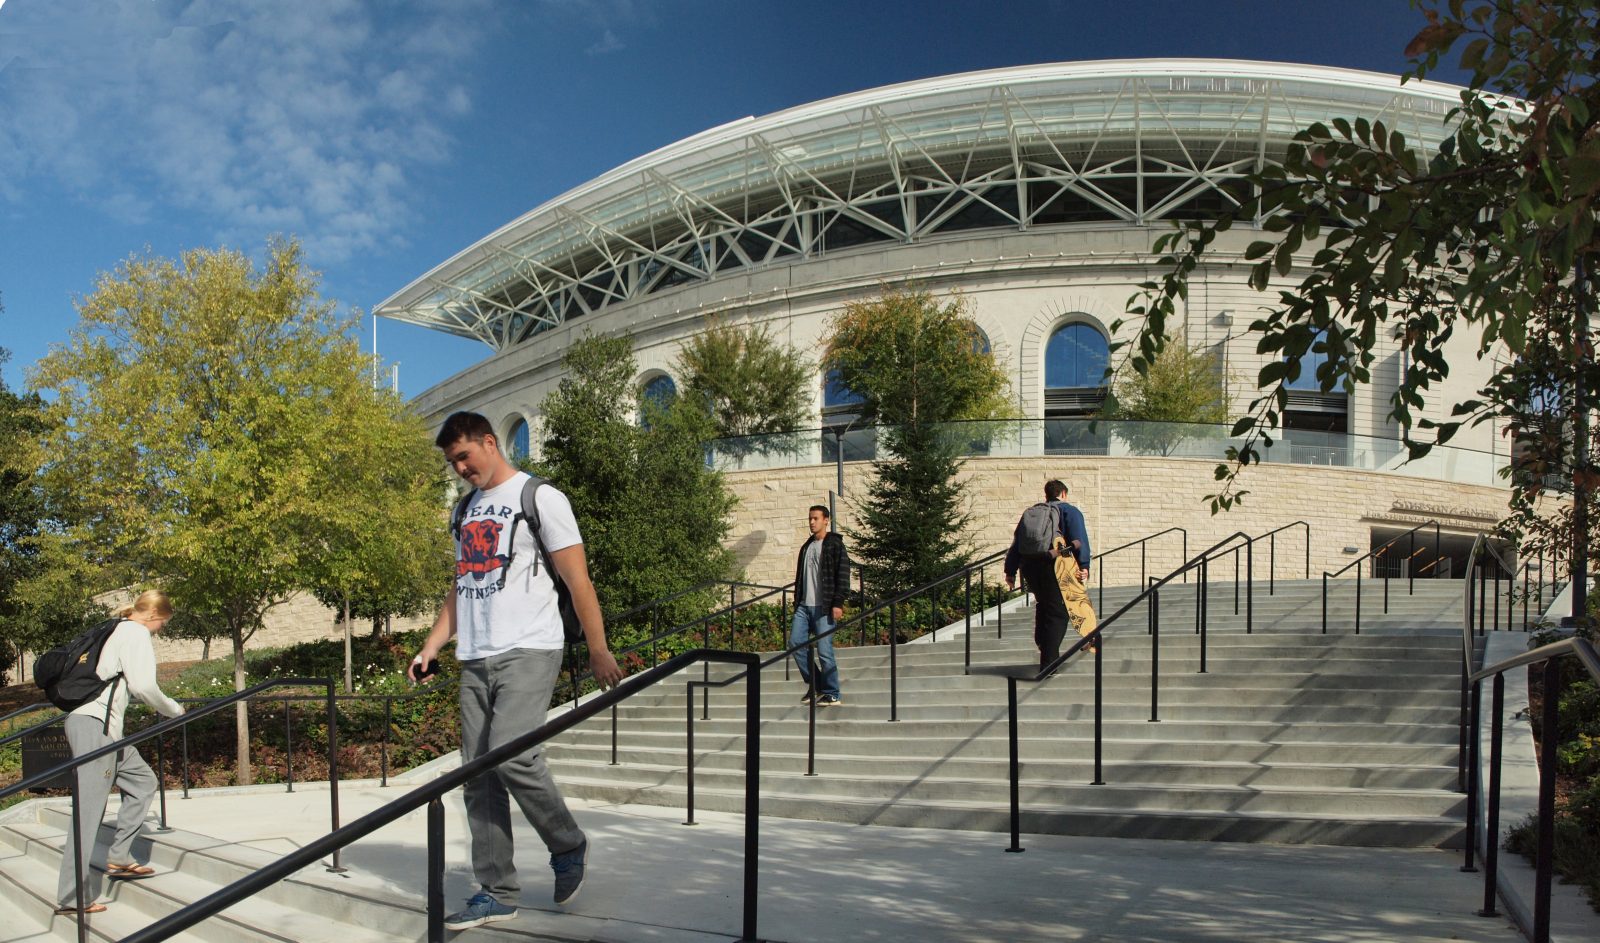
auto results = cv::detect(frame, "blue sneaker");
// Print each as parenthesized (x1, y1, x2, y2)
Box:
(443, 891, 516, 930)
(550, 838, 588, 904)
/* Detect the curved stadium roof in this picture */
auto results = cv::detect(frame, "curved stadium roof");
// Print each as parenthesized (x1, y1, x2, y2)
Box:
(376, 59, 1467, 351)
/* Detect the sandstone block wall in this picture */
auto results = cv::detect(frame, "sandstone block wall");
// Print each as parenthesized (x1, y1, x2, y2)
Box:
(724, 456, 1515, 591)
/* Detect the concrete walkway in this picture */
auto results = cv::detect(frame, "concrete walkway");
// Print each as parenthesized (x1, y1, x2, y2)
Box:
(40, 780, 1565, 943)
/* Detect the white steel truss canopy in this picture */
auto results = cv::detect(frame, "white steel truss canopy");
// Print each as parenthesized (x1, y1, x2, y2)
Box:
(377, 59, 1468, 350)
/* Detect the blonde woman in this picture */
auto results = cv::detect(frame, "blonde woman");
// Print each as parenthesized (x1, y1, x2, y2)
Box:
(54, 590, 185, 917)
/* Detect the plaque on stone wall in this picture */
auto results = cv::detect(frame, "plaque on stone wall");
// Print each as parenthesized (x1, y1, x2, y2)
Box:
(21, 727, 73, 792)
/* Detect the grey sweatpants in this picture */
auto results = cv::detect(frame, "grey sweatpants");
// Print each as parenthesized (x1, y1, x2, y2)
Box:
(459, 647, 585, 906)
(56, 714, 158, 907)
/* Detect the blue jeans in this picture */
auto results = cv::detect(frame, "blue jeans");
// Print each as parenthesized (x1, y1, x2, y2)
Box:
(790, 605, 841, 698)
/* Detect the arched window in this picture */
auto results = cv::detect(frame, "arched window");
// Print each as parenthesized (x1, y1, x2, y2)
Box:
(821, 368, 875, 462)
(641, 374, 677, 408)
(1043, 321, 1109, 454)
(972, 326, 992, 355)
(506, 418, 530, 462)
(638, 374, 677, 429)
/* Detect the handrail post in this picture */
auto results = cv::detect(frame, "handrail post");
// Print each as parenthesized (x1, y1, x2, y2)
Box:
(1410, 530, 1417, 597)
(964, 569, 973, 675)
(610, 704, 619, 766)
(1246, 541, 1254, 635)
(70, 766, 87, 943)
(889, 599, 899, 723)
(1200, 558, 1210, 670)
(806, 636, 819, 775)
(1478, 673, 1504, 918)
(181, 722, 191, 798)
(780, 588, 790, 681)
(1005, 677, 1024, 854)
(380, 697, 391, 787)
(427, 797, 445, 943)
(1269, 532, 1277, 596)
(1233, 548, 1240, 615)
(1534, 658, 1559, 943)
(154, 731, 170, 831)
(1091, 633, 1105, 786)
(685, 683, 697, 823)
(1461, 678, 1480, 873)
(741, 657, 761, 943)
(284, 698, 296, 792)
(1149, 579, 1160, 722)
(325, 680, 345, 874)
(1322, 573, 1328, 634)
(1355, 563, 1363, 635)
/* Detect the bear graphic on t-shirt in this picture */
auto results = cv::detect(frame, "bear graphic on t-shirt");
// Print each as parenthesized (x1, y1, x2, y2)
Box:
(458, 519, 509, 580)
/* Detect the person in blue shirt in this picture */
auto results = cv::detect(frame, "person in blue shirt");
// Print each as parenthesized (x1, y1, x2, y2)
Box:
(1005, 479, 1097, 667)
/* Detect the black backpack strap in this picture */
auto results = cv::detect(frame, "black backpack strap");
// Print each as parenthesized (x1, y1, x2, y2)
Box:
(449, 488, 478, 540)
(520, 476, 554, 575)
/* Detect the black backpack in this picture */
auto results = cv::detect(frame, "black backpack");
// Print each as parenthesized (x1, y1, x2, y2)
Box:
(34, 619, 124, 717)
(450, 476, 585, 646)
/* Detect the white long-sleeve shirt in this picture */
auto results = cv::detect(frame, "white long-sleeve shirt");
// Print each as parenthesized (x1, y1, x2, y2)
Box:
(69, 621, 185, 737)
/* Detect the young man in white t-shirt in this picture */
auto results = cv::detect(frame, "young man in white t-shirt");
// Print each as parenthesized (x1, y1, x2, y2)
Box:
(409, 412, 624, 930)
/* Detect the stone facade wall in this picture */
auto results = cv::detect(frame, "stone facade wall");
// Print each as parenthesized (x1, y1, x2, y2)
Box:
(724, 455, 1516, 590)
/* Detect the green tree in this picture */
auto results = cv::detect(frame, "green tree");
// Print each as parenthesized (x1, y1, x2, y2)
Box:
(536, 334, 737, 639)
(0, 303, 63, 683)
(1104, 334, 1230, 456)
(307, 384, 452, 692)
(1122, 0, 1600, 593)
(823, 287, 1012, 593)
(673, 316, 810, 460)
(28, 240, 439, 783)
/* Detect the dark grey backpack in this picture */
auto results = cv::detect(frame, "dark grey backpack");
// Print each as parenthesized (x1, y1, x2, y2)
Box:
(1015, 502, 1060, 559)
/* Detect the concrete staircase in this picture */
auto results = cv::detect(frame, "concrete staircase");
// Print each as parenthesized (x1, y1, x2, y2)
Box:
(541, 577, 1504, 848)
(0, 804, 416, 943)
(0, 575, 1545, 941)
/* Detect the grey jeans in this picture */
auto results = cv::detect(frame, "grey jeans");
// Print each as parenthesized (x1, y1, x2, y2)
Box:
(56, 714, 158, 907)
(458, 647, 585, 906)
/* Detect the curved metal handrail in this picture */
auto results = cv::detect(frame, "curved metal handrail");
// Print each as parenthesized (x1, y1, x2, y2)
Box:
(1321, 519, 1443, 634)
(119, 649, 765, 943)
(1460, 632, 1598, 943)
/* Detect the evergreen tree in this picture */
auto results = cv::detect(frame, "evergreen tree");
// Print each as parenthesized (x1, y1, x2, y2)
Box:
(537, 334, 736, 642)
(824, 288, 1012, 594)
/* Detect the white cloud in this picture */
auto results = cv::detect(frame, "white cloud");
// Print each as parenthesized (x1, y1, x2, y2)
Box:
(0, 0, 497, 263)
(586, 28, 625, 56)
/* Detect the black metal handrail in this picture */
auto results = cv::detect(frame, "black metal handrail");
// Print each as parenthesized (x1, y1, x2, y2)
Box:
(118, 649, 764, 943)
(968, 531, 1254, 851)
(1322, 519, 1443, 634)
(1460, 634, 1600, 943)
(0, 703, 65, 751)
(0, 676, 342, 943)
(1094, 526, 1188, 611)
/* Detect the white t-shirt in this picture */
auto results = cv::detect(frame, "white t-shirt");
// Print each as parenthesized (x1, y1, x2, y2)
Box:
(453, 472, 584, 659)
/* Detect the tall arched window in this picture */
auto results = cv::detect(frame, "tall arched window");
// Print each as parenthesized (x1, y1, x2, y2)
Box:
(822, 369, 875, 462)
(506, 418, 530, 462)
(1043, 321, 1109, 454)
(638, 373, 677, 429)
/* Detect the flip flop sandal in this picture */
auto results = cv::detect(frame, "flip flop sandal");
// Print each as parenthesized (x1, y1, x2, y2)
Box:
(54, 903, 107, 915)
(105, 863, 156, 879)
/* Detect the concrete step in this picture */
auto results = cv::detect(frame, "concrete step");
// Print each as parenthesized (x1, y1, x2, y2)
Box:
(598, 700, 1463, 725)
(546, 741, 1458, 789)
(551, 728, 1461, 765)
(1, 809, 425, 943)
(550, 776, 1466, 849)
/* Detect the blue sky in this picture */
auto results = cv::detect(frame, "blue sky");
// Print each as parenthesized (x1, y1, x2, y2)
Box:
(0, 0, 1468, 400)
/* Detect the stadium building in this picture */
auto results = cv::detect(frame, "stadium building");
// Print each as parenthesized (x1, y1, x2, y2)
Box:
(378, 60, 1526, 587)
